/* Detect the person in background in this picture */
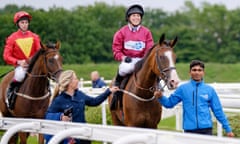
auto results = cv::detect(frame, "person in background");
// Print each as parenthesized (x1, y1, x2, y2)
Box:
(90, 71, 106, 88)
(111, 4, 154, 110)
(156, 60, 234, 137)
(44, 70, 119, 144)
(3, 11, 41, 109)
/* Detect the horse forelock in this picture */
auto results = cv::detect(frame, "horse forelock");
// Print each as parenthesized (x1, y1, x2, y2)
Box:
(163, 40, 171, 47)
(46, 42, 57, 49)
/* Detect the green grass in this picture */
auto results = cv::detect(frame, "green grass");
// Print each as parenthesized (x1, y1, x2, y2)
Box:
(62, 63, 240, 83)
(2, 63, 240, 82)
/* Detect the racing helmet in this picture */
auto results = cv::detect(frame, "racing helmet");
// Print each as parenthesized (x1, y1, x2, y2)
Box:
(125, 4, 144, 21)
(13, 11, 32, 24)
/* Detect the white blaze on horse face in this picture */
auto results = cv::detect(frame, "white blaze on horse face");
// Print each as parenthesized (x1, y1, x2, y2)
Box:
(164, 51, 181, 88)
(54, 54, 62, 68)
(54, 54, 59, 60)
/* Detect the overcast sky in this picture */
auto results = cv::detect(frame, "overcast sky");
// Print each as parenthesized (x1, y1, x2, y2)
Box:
(1, 0, 240, 12)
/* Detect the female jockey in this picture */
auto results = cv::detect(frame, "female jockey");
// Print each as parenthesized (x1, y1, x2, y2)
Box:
(3, 11, 41, 109)
(111, 4, 154, 110)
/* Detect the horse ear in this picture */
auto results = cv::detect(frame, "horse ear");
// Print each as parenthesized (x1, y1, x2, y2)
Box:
(55, 41, 61, 50)
(170, 36, 178, 47)
(159, 33, 165, 45)
(40, 42, 47, 50)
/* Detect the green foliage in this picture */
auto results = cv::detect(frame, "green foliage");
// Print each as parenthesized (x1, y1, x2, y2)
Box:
(1, 2, 240, 64)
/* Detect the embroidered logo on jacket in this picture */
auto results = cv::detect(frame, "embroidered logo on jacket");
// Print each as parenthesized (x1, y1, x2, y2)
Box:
(124, 41, 145, 51)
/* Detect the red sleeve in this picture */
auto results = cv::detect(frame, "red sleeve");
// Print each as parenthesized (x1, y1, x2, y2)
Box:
(112, 30, 124, 61)
(144, 30, 154, 56)
(3, 36, 18, 66)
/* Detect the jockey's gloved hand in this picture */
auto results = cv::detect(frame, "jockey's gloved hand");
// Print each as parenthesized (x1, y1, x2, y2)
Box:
(124, 56, 132, 63)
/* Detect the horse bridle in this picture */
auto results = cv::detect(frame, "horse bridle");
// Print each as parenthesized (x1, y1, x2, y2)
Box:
(155, 48, 176, 90)
(44, 50, 63, 81)
(27, 49, 62, 81)
(133, 48, 176, 92)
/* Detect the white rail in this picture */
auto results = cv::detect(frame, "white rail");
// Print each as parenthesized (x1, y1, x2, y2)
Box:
(0, 117, 240, 144)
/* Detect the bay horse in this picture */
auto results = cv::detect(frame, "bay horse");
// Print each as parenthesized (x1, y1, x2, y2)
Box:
(0, 42, 63, 144)
(108, 34, 180, 128)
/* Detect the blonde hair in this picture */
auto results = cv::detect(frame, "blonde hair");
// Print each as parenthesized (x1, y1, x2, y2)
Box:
(52, 70, 75, 99)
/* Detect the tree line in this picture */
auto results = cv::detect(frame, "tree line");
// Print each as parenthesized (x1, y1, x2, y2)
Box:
(1, 1, 240, 65)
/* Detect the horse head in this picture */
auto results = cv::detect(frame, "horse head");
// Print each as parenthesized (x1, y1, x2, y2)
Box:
(41, 41, 63, 82)
(150, 34, 180, 90)
(28, 41, 63, 82)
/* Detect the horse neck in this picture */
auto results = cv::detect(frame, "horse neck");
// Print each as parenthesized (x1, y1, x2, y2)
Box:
(21, 60, 49, 96)
(136, 63, 157, 88)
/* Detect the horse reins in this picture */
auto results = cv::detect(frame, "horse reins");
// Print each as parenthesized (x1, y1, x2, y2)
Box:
(44, 50, 63, 81)
(15, 91, 50, 100)
(133, 72, 157, 92)
(119, 89, 155, 102)
(132, 48, 176, 92)
(27, 49, 62, 80)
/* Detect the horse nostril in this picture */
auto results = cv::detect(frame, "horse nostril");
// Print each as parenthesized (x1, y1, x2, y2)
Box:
(169, 80, 178, 89)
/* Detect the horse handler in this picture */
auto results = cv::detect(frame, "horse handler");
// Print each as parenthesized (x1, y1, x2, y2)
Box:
(156, 60, 234, 137)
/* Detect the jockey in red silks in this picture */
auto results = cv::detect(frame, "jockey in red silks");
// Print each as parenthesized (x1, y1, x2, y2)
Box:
(3, 11, 41, 109)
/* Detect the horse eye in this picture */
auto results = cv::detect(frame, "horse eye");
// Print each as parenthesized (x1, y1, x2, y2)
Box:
(48, 58, 54, 63)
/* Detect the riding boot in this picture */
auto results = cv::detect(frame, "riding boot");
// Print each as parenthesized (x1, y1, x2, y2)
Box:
(7, 81, 21, 110)
(110, 73, 124, 110)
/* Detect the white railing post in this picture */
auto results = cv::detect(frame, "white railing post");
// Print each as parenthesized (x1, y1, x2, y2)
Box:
(79, 78, 84, 88)
(101, 100, 107, 125)
(175, 105, 182, 131)
(217, 121, 223, 137)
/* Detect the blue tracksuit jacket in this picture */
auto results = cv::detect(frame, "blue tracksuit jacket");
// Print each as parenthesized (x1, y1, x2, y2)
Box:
(158, 79, 232, 133)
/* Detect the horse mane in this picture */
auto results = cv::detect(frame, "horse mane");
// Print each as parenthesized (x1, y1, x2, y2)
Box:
(134, 43, 157, 73)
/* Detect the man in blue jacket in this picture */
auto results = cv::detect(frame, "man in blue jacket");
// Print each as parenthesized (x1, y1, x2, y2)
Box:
(157, 60, 234, 137)
(91, 71, 106, 88)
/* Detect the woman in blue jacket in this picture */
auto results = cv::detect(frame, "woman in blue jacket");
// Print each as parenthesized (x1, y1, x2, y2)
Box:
(156, 60, 234, 137)
(44, 70, 118, 144)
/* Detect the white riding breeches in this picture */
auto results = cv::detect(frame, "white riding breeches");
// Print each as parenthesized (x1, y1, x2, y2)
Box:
(119, 57, 142, 76)
(14, 66, 27, 82)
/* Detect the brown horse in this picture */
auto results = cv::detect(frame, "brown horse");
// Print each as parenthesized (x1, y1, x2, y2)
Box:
(0, 42, 63, 144)
(108, 34, 180, 128)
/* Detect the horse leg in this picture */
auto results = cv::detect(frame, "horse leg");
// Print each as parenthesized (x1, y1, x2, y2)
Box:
(38, 133, 45, 144)
(8, 133, 18, 144)
(19, 132, 29, 144)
